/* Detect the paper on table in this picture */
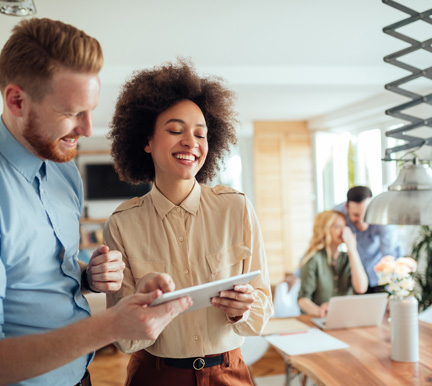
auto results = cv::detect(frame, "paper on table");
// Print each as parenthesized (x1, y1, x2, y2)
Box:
(265, 328, 349, 356)
(261, 318, 311, 336)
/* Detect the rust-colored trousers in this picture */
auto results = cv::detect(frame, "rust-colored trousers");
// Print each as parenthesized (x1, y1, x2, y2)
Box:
(124, 348, 253, 386)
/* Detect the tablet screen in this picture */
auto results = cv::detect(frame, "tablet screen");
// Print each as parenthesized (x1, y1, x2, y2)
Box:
(149, 270, 261, 313)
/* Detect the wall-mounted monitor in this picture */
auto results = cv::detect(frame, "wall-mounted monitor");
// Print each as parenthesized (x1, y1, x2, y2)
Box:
(85, 163, 151, 200)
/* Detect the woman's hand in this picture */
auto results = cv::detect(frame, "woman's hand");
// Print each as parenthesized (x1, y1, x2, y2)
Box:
(343, 227, 369, 294)
(319, 302, 329, 318)
(342, 226, 357, 251)
(298, 297, 328, 317)
(135, 272, 175, 294)
(210, 284, 255, 321)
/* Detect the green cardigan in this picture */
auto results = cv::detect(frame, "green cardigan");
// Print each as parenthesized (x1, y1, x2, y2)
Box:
(298, 249, 353, 306)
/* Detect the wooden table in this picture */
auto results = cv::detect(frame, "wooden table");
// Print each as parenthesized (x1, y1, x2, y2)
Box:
(273, 315, 432, 386)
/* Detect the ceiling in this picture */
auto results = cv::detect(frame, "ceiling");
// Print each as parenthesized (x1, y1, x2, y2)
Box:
(0, 0, 431, 136)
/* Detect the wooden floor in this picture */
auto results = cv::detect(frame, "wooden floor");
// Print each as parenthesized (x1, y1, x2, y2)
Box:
(88, 345, 286, 386)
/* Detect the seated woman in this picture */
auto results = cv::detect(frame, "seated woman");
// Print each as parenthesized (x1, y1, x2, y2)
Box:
(297, 210, 368, 317)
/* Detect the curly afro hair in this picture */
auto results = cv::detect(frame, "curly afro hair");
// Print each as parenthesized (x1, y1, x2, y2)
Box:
(108, 58, 238, 184)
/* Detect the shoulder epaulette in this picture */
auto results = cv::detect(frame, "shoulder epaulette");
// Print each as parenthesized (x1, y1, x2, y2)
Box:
(113, 197, 142, 214)
(211, 185, 244, 195)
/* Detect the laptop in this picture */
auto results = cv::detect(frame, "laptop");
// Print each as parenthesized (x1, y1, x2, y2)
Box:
(312, 293, 388, 330)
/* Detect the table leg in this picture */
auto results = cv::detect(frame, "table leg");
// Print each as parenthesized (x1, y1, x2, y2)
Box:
(284, 358, 307, 386)
(285, 358, 293, 386)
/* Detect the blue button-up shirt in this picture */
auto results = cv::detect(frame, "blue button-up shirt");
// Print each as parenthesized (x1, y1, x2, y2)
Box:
(334, 202, 402, 287)
(0, 118, 92, 385)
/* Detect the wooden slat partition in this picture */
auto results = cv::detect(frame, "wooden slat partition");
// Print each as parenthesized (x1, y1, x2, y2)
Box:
(254, 121, 315, 284)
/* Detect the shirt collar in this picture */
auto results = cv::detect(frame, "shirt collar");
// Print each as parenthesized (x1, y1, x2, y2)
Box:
(150, 180, 201, 219)
(0, 116, 44, 183)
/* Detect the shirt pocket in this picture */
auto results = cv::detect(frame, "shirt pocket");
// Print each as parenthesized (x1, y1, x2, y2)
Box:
(128, 259, 167, 284)
(205, 243, 251, 281)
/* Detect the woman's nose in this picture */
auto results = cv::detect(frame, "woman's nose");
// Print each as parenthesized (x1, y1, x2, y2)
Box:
(181, 133, 198, 148)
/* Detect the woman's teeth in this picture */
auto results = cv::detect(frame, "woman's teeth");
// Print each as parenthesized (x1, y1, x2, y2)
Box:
(175, 154, 196, 161)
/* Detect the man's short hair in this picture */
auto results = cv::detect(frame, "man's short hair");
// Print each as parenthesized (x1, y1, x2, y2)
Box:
(0, 18, 103, 101)
(347, 186, 372, 203)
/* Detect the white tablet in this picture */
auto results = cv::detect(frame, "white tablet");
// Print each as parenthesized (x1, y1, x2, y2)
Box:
(150, 270, 261, 313)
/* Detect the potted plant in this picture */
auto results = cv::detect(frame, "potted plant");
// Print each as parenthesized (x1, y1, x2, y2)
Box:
(410, 225, 432, 312)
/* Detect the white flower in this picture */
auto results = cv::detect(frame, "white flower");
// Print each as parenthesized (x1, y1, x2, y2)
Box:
(399, 278, 415, 291)
(388, 282, 400, 294)
(378, 273, 392, 286)
(396, 289, 410, 297)
(374, 256, 417, 297)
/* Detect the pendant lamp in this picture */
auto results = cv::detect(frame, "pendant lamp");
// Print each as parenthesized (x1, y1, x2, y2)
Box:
(364, 0, 432, 226)
(365, 159, 432, 225)
(0, 0, 36, 16)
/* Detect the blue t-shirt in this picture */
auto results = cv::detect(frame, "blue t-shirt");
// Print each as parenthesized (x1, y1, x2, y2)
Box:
(334, 202, 402, 287)
(0, 118, 92, 385)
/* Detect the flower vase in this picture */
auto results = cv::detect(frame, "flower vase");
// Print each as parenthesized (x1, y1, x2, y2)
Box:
(389, 295, 419, 362)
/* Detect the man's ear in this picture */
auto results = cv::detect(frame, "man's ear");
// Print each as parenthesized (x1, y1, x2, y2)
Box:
(144, 143, 151, 153)
(4, 84, 26, 117)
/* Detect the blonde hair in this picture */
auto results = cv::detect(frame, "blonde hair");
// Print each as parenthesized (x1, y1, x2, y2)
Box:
(300, 210, 346, 267)
(0, 18, 103, 101)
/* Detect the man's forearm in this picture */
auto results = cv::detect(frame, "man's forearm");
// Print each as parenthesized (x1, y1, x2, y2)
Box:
(0, 312, 115, 386)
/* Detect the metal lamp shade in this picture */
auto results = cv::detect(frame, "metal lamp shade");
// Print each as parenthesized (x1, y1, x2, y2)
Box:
(364, 163, 432, 225)
(0, 0, 36, 16)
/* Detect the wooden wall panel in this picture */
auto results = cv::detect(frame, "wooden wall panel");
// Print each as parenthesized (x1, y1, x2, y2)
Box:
(254, 121, 315, 285)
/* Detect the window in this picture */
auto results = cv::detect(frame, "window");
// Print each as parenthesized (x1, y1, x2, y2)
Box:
(209, 147, 243, 192)
(314, 128, 388, 211)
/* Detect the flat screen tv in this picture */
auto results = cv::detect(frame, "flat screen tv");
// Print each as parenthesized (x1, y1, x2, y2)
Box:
(85, 163, 151, 200)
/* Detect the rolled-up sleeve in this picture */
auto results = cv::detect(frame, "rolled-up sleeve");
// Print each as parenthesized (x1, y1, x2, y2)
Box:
(232, 196, 273, 336)
(298, 257, 318, 301)
(104, 216, 156, 353)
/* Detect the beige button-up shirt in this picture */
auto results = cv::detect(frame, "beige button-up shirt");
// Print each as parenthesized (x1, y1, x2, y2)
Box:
(104, 182, 273, 358)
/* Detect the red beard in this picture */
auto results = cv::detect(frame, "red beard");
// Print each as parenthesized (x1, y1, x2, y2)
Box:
(23, 109, 78, 163)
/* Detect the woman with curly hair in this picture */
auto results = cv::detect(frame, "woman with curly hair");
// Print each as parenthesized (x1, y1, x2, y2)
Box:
(297, 210, 368, 318)
(103, 59, 273, 386)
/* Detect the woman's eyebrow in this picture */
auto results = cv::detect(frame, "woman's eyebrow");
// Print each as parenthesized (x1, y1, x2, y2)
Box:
(164, 118, 207, 128)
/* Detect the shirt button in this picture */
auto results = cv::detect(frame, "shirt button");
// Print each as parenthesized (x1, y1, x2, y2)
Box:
(184, 269, 189, 275)
(194, 335, 198, 341)
(176, 207, 181, 212)
(179, 236, 184, 242)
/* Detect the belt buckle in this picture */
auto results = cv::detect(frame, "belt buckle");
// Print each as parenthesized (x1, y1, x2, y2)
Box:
(193, 358, 205, 370)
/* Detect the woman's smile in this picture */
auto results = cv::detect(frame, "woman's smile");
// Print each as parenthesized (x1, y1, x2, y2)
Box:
(145, 100, 208, 186)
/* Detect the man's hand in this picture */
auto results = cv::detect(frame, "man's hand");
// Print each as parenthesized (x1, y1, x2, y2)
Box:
(210, 284, 255, 321)
(109, 291, 192, 341)
(135, 272, 175, 294)
(86, 245, 125, 293)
